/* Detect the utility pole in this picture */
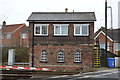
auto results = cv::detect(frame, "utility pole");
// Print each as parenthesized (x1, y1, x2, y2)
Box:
(105, 0, 108, 60)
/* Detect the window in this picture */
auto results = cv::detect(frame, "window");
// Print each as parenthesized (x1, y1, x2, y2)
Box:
(115, 43, 120, 51)
(74, 52, 81, 62)
(57, 51, 64, 62)
(74, 24, 89, 36)
(21, 33, 26, 38)
(54, 24, 68, 36)
(6, 33, 11, 39)
(34, 24, 48, 36)
(100, 42, 109, 51)
(40, 50, 47, 62)
(0, 34, 3, 39)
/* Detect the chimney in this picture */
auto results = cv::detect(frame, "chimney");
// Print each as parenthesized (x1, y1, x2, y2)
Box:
(65, 8, 68, 12)
(2, 21, 6, 29)
(2, 21, 6, 26)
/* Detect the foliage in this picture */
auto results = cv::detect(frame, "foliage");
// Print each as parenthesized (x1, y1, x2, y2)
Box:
(118, 50, 120, 57)
(99, 27, 106, 31)
(2, 47, 29, 63)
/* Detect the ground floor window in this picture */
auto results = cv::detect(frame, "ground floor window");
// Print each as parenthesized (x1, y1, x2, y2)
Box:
(40, 50, 47, 62)
(74, 52, 81, 62)
(57, 51, 64, 62)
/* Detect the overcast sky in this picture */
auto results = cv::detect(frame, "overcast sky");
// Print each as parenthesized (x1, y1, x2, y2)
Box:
(0, 0, 119, 31)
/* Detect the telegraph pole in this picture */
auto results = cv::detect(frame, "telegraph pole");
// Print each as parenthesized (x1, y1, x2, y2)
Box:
(105, 0, 108, 59)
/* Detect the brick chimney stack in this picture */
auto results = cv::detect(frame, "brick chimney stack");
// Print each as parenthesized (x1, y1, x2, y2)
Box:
(2, 21, 6, 29)
(65, 8, 68, 13)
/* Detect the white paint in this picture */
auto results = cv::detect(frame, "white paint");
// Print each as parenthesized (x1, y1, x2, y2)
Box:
(94, 31, 113, 42)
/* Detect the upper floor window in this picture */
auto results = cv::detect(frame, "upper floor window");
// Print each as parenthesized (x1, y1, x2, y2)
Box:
(34, 24, 48, 36)
(21, 33, 26, 38)
(40, 50, 47, 62)
(74, 52, 81, 62)
(6, 33, 11, 39)
(99, 42, 109, 51)
(114, 43, 120, 51)
(0, 34, 3, 39)
(74, 24, 89, 36)
(57, 51, 64, 62)
(54, 24, 68, 36)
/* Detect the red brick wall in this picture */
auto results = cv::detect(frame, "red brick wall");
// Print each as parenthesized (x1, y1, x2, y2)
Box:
(20, 33, 29, 47)
(29, 22, 94, 45)
(29, 22, 94, 71)
(94, 32, 114, 54)
(2, 25, 27, 47)
(30, 44, 94, 71)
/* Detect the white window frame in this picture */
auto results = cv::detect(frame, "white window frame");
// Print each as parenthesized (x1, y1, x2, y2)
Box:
(34, 24, 49, 36)
(74, 52, 81, 62)
(40, 50, 47, 62)
(74, 24, 89, 36)
(99, 42, 110, 51)
(21, 33, 26, 38)
(115, 43, 120, 51)
(57, 51, 64, 62)
(54, 24, 68, 36)
(6, 33, 11, 39)
(0, 34, 3, 39)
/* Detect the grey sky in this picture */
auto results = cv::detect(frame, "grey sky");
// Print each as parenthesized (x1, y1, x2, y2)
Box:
(0, 0, 119, 31)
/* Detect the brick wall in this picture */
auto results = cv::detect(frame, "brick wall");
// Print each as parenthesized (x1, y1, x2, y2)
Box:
(94, 32, 114, 54)
(2, 25, 27, 47)
(29, 44, 94, 71)
(29, 22, 94, 45)
(29, 22, 94, 71)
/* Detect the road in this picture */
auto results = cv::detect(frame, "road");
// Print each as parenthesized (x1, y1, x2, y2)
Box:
(20, 69, 120, 80)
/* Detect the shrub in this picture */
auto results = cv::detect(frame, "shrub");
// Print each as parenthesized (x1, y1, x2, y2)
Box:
(2, 47, 29, 63)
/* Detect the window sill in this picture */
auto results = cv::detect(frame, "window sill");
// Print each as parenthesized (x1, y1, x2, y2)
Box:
(54, 35, 68, 37)
(40, 60, 47, 63)
(74, 61, 82, 63)
(57, 61, 64, 63)
(74, 35, 89, 37)
(34, 35, 49, 37)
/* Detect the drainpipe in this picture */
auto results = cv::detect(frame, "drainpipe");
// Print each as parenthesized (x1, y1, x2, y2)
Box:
(31, 22, 34, 67)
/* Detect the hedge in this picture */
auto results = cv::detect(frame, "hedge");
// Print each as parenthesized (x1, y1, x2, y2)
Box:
(2, 47, 29, 63)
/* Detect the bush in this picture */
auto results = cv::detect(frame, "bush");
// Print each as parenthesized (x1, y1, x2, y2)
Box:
(118, 50, 120, 57)
(2, 47, 29, 63)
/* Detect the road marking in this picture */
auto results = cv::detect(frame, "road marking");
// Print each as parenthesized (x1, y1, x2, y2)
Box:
(79, 76, 90, 78)
(50, 75, 68, 79)
(68, 76, 90, 80)
(88, 70, 119, 78)
(101, 73, 112, 76)
(83, 69, 117, 75)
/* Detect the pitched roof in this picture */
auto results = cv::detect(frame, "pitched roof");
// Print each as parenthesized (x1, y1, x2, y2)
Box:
(2, 24, 25, 33)
(21, 27, 29, 33)
(107, 29, 119, 42)
(94, 29, 120, 42)
(27, 12, 96, 22)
